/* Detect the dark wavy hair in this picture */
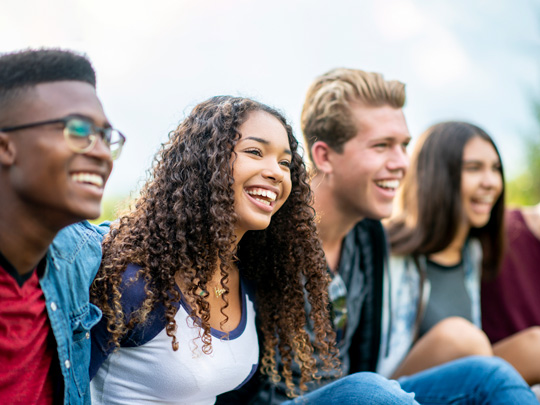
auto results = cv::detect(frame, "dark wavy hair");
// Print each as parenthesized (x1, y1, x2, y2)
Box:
(91, 96, 338, 396)
(387, 121, 505, 279)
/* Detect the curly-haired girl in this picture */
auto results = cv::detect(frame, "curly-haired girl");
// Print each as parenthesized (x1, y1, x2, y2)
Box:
(88, 96, 345, 403)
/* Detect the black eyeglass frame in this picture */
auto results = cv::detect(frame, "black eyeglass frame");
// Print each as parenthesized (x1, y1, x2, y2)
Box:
(0, 115, 126, 160)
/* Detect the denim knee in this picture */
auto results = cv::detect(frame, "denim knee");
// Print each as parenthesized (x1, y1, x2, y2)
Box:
(331, 372, 417, 404)
(466, 356, 529, 385)
(344, 371, 401, 390)
(399, 356, 536, 405)
(289, 372, 417, 404)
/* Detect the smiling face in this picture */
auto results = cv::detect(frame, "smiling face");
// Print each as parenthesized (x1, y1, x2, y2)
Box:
(232, 110, 292, 239)
(460, 136, 503, 230)
(4, 81, 113, 224)
(329, 104, 410, 221)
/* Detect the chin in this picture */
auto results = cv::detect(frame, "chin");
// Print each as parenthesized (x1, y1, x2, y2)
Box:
(237, 219, 272, 235)
(250, 217, 273, 231)
(72, 206, 102, 222)
(252, 222, 271, 232)
(472, 220, 490, 229)
(367, 207, 393, 221)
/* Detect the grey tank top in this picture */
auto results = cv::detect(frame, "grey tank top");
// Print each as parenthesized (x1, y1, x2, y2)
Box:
(419, 259, 472, 337)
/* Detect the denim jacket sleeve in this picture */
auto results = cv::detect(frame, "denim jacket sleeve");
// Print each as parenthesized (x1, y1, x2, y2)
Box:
(463, 238, 482, 327)
(39, 221, 109, 405)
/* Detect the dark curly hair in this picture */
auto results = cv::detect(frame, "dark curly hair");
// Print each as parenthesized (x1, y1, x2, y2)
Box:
(91, 95, 339, 396)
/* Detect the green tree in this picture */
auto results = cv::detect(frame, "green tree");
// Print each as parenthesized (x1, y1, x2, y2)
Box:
(506, 99, 540, 206)
(90, 194, 133, 224)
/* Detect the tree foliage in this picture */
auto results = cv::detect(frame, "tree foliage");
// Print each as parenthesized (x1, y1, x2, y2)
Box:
(90, 194, 133, 224)
(506, 96, 540, 206)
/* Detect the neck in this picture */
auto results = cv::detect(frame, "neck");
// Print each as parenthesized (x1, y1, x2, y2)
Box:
(312, 173, 363, 271)
(0, 197, 65, 275)
(428, 222, 469, 266)
(210, 260, 239, 284)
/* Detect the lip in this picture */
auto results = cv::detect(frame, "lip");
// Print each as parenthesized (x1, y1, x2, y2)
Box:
(469, 199, 495, 215)
(243, 184, 280, 213)
(471, 195, 496, 204)
(374, 178, 401, 199)
(71, 164, 110, 179)
(69, 168, 109, 193)
(245, 184, 280, 197)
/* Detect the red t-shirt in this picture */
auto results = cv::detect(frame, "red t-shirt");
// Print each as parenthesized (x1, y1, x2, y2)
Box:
(0, 254, 56, 404)
(481, 209, 540, 343)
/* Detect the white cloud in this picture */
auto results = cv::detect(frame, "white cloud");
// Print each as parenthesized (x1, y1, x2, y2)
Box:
(1, 0, 537, 194)
(373, 0, 427, 41)
(412, 32, 471, 86)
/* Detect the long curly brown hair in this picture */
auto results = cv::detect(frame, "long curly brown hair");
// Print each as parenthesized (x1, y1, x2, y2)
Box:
(90, 96, 338, 396)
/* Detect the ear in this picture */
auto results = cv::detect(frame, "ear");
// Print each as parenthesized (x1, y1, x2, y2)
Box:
(311, 141, 334, 174)
(0, 132, 16, 166)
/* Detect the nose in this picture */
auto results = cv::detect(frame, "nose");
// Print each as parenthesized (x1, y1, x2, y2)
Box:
(387, 145, 409, 173)
(481, 168, 502, 189)
(262, 159, 285, 183)
(86, 135, 113, 163)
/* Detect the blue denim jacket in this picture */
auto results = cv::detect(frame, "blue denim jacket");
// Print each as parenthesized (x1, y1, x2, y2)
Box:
(39, 221, 108, 404)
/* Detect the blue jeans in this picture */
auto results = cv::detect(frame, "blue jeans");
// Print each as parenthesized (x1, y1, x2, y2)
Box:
(283, 356, 537, 404)
(399, 356, 538, 405)
(283, 372, 416, 404)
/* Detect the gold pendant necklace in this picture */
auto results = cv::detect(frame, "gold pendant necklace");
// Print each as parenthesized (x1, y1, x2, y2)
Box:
(199, 287, 227, 298)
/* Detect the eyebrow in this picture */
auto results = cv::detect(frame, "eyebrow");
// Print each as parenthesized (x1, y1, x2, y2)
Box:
(243, 136, 292, 155)
(72, 113, 112, 128)
(462, 159, 500, 165)
(371, 135, 412, 143)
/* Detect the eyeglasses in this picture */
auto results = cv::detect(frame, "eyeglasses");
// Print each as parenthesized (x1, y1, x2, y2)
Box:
(0, 115, 126, 160)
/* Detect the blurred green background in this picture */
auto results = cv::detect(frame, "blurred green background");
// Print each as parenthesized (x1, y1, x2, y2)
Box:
(505, 99, 540, 207)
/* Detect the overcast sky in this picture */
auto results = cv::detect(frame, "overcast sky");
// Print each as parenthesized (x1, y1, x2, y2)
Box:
(1, 0, 539, 200)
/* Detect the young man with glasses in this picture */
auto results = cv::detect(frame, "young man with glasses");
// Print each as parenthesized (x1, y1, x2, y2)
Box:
(219, 68, 538, 404)
(0, 49, 125, 404)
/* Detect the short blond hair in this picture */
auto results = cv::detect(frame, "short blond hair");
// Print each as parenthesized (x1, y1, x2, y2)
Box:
(301, 68, 406, 162)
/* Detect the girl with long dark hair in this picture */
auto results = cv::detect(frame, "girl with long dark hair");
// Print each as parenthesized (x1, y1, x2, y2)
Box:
(384, 121, 540, 387)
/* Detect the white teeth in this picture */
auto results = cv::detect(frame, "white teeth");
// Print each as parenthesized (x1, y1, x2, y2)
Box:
(474, 196, 495, 204)
(246, 188, 277, 202)
(71, 173, 104, 188)
(376, 180, 400, 190)
(253, 197, 271, 206)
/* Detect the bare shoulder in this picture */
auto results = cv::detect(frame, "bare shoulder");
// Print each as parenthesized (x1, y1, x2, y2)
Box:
(520, 203, 540, 240)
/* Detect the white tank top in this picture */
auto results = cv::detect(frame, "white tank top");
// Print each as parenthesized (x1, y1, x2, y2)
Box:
(91, 287, 259, 405)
